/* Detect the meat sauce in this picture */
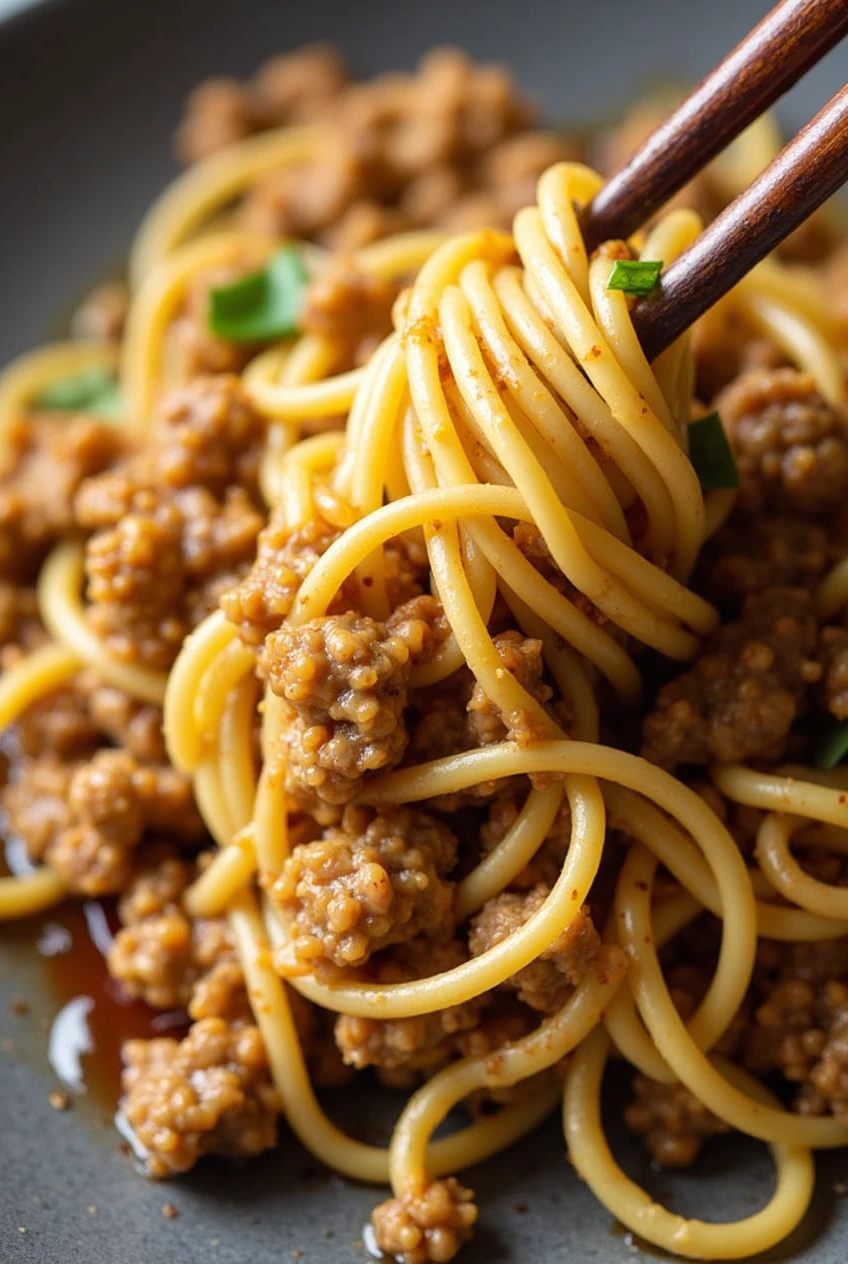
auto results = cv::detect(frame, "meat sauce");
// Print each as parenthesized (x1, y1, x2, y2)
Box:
(3, 868, 179, 1111)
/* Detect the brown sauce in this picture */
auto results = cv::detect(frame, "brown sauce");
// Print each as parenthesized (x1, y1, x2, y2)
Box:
(3, 881, 174, 1113)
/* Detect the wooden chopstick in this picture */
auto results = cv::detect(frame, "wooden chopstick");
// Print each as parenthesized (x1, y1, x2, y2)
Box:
(632, 82, 848, 361)
(580, 0, 848, 252)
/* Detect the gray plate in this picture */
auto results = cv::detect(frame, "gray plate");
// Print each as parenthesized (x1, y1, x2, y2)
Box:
(1, 1, 848, 1260)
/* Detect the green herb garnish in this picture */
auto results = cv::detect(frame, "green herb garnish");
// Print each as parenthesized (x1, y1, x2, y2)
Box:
(606, 259, 663, 296)
(35, 365, 121, 419)
(209, 246, 308, 343)
(687, 411, 740, 491)
(814, 720, 848, 771)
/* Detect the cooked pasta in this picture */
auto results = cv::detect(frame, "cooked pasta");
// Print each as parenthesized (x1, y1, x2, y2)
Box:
(2, 43, 848, 1264)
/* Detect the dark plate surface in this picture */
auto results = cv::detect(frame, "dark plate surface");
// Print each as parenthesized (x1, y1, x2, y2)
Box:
(2, 1, 848, 1261)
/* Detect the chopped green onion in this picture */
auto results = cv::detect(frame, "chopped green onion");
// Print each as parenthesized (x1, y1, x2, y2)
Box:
(606, 259, 663, 296)
(687, 411, 740, 491)
(35, 365, 121, 420)
(209, 246, 308, 343)
(814, 720, 848, 771)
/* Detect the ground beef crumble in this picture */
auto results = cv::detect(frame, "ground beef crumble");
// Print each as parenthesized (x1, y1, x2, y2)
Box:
(0, 583, 43, 662)
(222, 509, 427, 648)
(744, 940, 848, 1123)
(153, 374, 265, 497)
(479, 789, 572, 890)
(1, 755, 72, 861)
(2, 749, 203, 896)
(624, 959, 747, 1167)
(4, 670, 167, 767)
(625, 1077, 732, 1167)
(642, 587, 819, 769)
(301, 254, 400, 366)
(716, 369, 848, 517)
(467, 631, 553, 746)
(78, 377, 264, 669)
(264, 610, 419, 805)
(372, 1177, 477, 1264)
(468, 886, 599, 1012)
(628, 938, 848, 1170)
(749, 977, 848, 1120)
(84, 680, 168, 763)
(272, 804, 457, 972)
(177, 46, 576, 256)
(222, 510, 346, 646)
(406, 630, 556, 806)
(818, 625, 848, 720)
(120, 1018, 281, 1177)
(109, 852, 243, 1015)
(84, 488, 188, 669)
(334, 940, 482, 1084)
(0, 415, 123, 581)
(697, 514, 830, 605)
(7, 677, 100, 762)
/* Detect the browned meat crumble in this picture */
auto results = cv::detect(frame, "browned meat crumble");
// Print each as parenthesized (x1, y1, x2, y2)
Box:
(222, 510, 346, 646)
(334, 940, 483, 1083)
(301, 254, 401, 365)
(405, 631, 557, 811)
(121, 1018, 281, 1177)
(468, 886, 599, 1013)
(625, 1077, 732, 1167)
(153, 374, 266, 497)
(817, 625, 848, 721)
(222, 508, 428, 648)
(83, 680, 168, 763)
(467, 631, 553, 746)
(2, 749, 203, 896)
(745, 940, 848, 1123)
(109, 852, 243, 1014)
(716, 369, 848, 517)
(628, 937, 848, 1170)
(8, 676, 99, 762)
(372, 1177, 477, 1264)
(177, 46, 577, 256)
(698, 514, 830, 604)
(0, 415, 123, 581)
(272, 804, 457, 971)
(642, 587, 819, 768)
(265, 611, 417, 804)
(77, 376, 265, 670)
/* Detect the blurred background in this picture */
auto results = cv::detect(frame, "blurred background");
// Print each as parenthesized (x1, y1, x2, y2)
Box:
(2, 0, 845, 360)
